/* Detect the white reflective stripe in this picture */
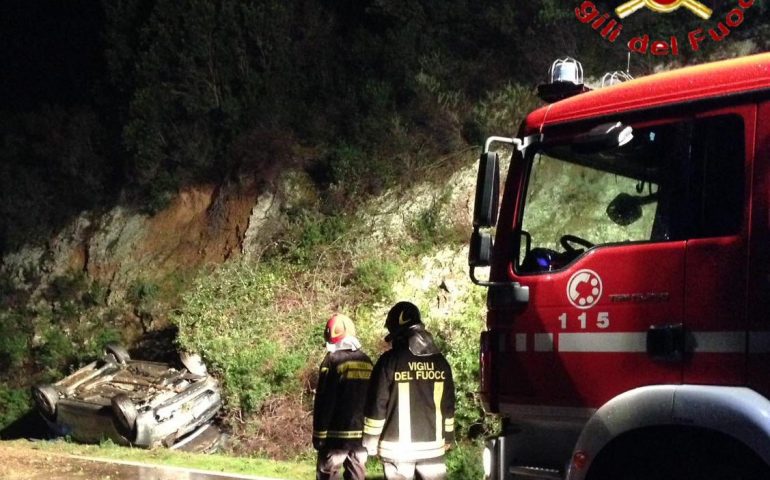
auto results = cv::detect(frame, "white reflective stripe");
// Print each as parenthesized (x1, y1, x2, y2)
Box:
(515, 333, 527, 352)
(398, 382, 411, 442)
(415, 462, 447, 478)
(749, 332, 770, 354)
(379, 439, 445, 461)
(445, 417, 455, 433)
(691, 331, 744, 353)
(534, 333, 553, 352)
(434, 381, 443, 442)
(363, 417, 384, 435)
(559, 332, 646, 352)
(364, 417, 385, 427)
(555, 331, 745, 354)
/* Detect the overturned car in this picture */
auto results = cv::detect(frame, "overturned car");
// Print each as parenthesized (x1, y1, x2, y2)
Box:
(32, 344, 222, 450)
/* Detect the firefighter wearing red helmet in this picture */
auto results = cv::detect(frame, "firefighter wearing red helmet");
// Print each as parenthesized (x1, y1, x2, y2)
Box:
(363, 302, 456, 480)
(313, 313, 373, 480)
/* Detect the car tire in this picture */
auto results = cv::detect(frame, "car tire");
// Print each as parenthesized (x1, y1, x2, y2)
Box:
(31, 384, 58, 418)
(105, 343, 130, 364)
(111, 393, 138, 433)
(180, 351, 208, 376)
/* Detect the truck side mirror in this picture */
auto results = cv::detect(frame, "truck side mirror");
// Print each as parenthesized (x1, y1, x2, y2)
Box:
(469, 229, 492, 267)
(473, 152, 500, 228)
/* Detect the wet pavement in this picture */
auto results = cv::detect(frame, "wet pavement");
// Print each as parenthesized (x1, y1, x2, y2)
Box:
(69, 456, 283, 480)
(0, 442, 284, 480)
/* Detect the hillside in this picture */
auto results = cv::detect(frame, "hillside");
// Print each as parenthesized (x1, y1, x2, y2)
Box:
(0, 131, 515, 469)
(2, 1, 770, 477)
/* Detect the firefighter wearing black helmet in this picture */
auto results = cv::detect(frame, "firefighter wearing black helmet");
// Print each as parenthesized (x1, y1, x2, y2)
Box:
(363, 302, 456, 480)
(313, 313, 374, 480)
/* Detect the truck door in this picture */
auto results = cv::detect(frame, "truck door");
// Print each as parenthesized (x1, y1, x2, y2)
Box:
(682, 108, 754, 386)
(504, 119, 692, 409)
(748, 101, 770, 397)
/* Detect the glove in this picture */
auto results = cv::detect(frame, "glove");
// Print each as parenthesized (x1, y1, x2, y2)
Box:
(363, 437, 378, 456)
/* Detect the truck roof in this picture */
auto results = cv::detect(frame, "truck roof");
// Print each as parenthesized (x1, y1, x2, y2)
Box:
(525, 52, 770, 132)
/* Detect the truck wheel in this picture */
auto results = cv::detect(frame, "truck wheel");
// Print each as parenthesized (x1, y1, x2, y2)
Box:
(111, 393, 138, 433)
(180, 351, 208, 376)
(31, 384, 58, 418)
(105, 343, 130, 364)
(590, 431, 770, 480)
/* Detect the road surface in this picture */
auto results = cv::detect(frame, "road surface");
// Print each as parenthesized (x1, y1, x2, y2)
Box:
(0, 442, 284, 480)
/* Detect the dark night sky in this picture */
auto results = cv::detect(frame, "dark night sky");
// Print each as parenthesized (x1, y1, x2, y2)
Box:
(0, 0, 104, 111)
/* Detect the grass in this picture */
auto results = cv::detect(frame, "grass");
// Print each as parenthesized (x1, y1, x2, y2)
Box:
(4, 438, 482, 479)
(5, 438, 315, 479)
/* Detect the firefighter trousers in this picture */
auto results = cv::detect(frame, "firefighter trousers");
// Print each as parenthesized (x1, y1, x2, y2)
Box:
(382, 458, 447, 480)
(316, 447, 367, 480)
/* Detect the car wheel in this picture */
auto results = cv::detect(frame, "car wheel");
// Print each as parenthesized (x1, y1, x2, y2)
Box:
(31, 384, 58, 418)
(105, 343, 130, 364)
(111, 393, 138, 433)
(180, 351, 208, 376)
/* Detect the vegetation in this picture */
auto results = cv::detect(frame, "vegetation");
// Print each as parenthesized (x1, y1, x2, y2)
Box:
(2, 0, 770, 477)
(0, 270, 144, 435)
(0, 387, 29, 431)
(5, 438, 315, 480)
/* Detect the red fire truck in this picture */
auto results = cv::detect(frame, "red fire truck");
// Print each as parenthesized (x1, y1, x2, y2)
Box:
(469, 53, 770, 479)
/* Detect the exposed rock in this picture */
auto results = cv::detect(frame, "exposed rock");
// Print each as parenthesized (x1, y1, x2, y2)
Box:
(85, 206, 149, 301)
(242, 192, 280, 258)
(1, 180, 265, 303)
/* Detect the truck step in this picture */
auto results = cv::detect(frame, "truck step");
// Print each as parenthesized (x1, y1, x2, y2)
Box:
(509, 465, 562, 479)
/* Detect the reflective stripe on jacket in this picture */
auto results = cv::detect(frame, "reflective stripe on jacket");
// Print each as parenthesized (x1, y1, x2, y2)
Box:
(313, 348, 373, 449)
(363, 346, 455, 462)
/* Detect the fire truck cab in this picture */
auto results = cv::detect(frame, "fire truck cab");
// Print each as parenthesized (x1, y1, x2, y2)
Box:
(470, 53, 770, 479)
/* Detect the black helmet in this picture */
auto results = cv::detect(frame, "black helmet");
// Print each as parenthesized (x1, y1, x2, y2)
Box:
(385, 301, 422, 342)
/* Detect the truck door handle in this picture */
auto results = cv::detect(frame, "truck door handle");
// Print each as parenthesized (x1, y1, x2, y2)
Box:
(647, 323, 685, 362)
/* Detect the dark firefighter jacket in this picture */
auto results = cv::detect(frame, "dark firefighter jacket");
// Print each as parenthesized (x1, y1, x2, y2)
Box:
(363, 325, 455, 462)
(313, 347, 374, 450)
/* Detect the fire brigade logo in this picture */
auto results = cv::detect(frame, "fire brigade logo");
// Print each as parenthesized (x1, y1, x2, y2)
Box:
(575, 0, 753, 57)
(567, 269, 603, 310)
(615, 0, 713, 19)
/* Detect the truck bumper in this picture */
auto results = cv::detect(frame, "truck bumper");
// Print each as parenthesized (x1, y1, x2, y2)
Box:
(483, 415, 585, 480)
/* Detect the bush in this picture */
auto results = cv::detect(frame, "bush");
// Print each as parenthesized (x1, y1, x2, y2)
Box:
(429, 287, 494, 439)
(447, 441, 485, 480)
(351, 259, 400, 302)
(471, 83, 541, 141)
(0, 271, 129, 389)
(405, 189, 465, 254)
(274, 211, 355, 267)
(173, 259, 315, 414)
(0, 387, 30, 431)
(0, 311, 30, 371)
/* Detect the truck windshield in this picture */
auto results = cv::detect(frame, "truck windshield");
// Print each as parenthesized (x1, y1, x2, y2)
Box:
(517, 115, 743, 273)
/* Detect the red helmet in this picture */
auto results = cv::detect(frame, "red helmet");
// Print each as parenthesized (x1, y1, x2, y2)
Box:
(325, 313, 356, 344)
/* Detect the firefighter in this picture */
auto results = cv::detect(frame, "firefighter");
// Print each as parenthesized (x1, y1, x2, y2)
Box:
(363, 301, 456, 480)
(313, 313, 373, 480)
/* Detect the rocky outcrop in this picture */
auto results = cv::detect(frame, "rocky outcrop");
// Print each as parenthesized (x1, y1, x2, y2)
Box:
(0, 178, 281, 303)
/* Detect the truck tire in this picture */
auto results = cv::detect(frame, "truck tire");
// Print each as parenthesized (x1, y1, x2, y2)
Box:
(105, 343, 130, 364)
(111, 393, 138, 433)
(31, 384, 58, 418)
(608, 455, 766, 480)
(588, 428, 769, 480)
